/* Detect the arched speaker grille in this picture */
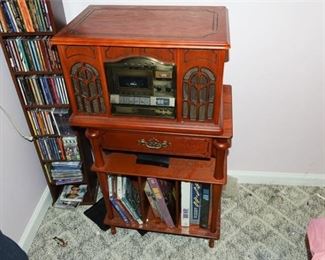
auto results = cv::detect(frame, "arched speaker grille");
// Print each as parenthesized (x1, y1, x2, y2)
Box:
(71, 63, 105, 113)
(182, 67, 216, 121)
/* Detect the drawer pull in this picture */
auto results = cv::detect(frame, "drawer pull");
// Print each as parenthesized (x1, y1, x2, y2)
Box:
(138, 138, 170, 150)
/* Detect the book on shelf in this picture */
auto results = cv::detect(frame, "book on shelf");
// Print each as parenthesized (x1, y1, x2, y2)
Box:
(59, 184, 87, 203)
(52, 108, 74, 136)
(16, 0, 34, 32)
(3, 37, 61, 72)
(27, 109, 56, 136)
(147, 178, 175, 228)
(199, 183, 211, 229)
(36, 137, 65, 161)
(17, 75, 68, 106)
(0, 5, 8, 32)
(62, 136, 80, 161)
(0, 1, 17, 32)
(190, 182, 202, 225)
(144, 181, 161, 218)
(181, 181, 190, 227)
(0, 0, 52, 33)
(121, 176, 143, 225)
(116, 176, 123, 200)
(108, 175, 132, 224)
(109, 196, 131, 225)
(47, 161, 83, 185)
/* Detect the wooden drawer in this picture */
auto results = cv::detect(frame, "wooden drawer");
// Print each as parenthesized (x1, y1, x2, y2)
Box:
(101, 131, 212, 158)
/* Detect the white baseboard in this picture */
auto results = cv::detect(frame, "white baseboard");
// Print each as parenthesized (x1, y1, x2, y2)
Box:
(229, 170, 325, 186)
(18, 187, 52, 252)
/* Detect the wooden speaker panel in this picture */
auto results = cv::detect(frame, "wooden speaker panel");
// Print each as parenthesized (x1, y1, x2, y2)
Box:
(58, 45, 109, 115)
(179, 49, 226, 124)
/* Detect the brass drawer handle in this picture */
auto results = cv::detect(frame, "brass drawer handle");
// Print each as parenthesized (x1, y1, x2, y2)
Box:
(138, 138, 170, 150)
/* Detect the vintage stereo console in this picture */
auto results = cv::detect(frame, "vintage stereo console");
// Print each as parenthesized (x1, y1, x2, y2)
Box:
(52, 5, 232, 248)
(106, 57, 176, 118)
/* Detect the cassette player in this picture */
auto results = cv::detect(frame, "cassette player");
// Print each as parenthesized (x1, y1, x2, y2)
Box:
(105, 57, 176, 118)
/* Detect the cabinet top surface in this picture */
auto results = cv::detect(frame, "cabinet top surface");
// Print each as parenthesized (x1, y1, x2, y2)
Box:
(52, 5, 230, 49)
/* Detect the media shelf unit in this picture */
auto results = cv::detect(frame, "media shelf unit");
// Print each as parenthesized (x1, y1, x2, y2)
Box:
(0, 0, 97, 205)
(52, 5, 232, 247)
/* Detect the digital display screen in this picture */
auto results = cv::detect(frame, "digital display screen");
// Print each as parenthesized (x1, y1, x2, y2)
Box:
(119, 76, 148, 88)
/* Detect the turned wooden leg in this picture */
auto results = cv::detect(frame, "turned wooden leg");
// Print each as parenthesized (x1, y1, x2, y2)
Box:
(98, 174, 114, 221)
(209, 239, 215, 248)
(111, 226, 117, 235)
(86, 129, 116, 233)
(210, 185, 222, 234)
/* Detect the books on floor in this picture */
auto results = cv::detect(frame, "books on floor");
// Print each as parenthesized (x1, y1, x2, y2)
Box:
(54, 184, 87, 209)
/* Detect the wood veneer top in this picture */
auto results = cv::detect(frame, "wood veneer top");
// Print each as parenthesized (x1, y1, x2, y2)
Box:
(52, 5, 230, 49)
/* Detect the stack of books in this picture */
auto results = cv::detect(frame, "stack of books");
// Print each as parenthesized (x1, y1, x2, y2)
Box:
(48, 161, 83, 185)
(54, 184, 87, 209)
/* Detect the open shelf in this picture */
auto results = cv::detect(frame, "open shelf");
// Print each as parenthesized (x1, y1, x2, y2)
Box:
(92, 152, 226, 185)
(104, 212, 220, 240)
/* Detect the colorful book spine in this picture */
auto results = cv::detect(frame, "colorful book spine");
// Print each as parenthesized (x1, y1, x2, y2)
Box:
(17, 0, 35, 32)
(3, 37, 60, 72)
(190, 183, 202, 225)
(116, 176, 123, 200)
(199, 184, 211, 229)
(123, 177, 143, 225)
(0, 4, 8, 32)
(144, 181, 161, 218)
(121, 196, 143, 225)
(181, 181, 190, 227)
(147, 178, 175, 228)
(109, 196, 130, 225)
(0, 0, 52, 32)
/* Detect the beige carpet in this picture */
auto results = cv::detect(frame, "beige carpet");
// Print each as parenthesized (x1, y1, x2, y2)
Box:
(28, 183, 325, 260)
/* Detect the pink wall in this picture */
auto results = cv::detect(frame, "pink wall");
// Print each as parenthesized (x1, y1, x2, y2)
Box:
(63, 0, 325, 174)
(0, 47, 46, 242)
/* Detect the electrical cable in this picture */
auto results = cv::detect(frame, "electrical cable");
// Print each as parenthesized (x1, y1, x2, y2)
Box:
(0, 104, 34, 142)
